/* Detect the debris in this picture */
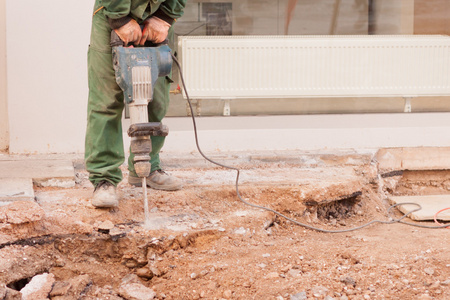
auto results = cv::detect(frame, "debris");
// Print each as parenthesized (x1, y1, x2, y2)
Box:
(257, 263, 267, 269)
(311, 286, 329, 297)
(118, 282, 156, 300)
(149, 266, 163, 277)
(340, 276, 357, 287)
(4, 287, 21, 300)
(136, 267, 153, 280)
(287, 269, 301, 277)
(0, 284, 6, 299)
(49, 281, 71, 297)
(290, 291, 307, 300)
(0, 201, 45, 224)
(109, 227, 126, 238)
(234, 227, 247, 235)
(223, 290, 233, 299)
(52, 275, 92, 300)
(20, 273, 55, 300)
(424, 268, 435, 276)
(98, 220, 115, 231)
(121, 274, 141, 285)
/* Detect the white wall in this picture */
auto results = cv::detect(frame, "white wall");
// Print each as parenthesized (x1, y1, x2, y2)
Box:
(4, 0, 450, 156)
(0, 1, 8, 151)
(6, 1, 92, 153)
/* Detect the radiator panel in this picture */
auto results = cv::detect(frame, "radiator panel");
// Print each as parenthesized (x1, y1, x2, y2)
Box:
(179, 36, 450, 99)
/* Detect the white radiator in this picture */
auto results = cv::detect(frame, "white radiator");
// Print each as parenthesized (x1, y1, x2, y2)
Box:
(178, 35, 450, 99)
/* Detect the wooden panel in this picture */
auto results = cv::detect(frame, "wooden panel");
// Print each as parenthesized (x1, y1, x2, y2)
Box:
(414, 0, 450, 35)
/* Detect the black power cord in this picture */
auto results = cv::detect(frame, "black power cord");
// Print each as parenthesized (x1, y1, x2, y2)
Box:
(171, 53, 450, 233)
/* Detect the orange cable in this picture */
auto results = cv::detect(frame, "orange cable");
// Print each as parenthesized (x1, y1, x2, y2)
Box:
(434, 207, 450, 228)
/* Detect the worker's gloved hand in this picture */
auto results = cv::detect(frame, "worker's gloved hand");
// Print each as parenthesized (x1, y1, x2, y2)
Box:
(139, 17, 171, 45)
(114, 19, 142, 46)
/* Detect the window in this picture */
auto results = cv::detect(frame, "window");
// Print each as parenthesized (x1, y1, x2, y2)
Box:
(168, 0, 450, 117)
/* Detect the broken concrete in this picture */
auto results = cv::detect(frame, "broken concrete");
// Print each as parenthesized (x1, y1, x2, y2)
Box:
(51, 275, 92, 300)
(0, 178, 34, 205)
(118, 282, 156, 300)
(0, 200, 45, 224)
(0, 159, 75, 187)
(389, 195, 450, 221)
(20, 273, 55, 300)
(377, 147, 450, 172)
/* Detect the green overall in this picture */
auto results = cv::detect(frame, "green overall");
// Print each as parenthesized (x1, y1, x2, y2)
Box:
(85, 1, 185, 187)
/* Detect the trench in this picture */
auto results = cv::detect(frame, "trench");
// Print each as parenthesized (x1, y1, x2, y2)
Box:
(1, 168, 449, 298)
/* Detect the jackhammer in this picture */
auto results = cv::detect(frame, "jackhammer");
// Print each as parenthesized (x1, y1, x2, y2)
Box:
(111, 31, 172, 223)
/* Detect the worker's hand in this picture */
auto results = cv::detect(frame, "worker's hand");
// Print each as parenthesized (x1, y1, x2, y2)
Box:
(139, 17, 171, 45)
(114, 19, 142, 46)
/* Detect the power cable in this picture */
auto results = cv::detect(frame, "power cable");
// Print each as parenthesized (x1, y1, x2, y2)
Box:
(171, 53, 450, 233)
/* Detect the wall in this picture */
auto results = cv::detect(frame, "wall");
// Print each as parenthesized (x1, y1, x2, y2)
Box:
(0, 1, 8, 152)
(3, 0, 450, 155)
(6, 1, 92, 154)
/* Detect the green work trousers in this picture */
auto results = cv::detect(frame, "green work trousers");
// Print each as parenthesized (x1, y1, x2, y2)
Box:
(85, 8, 172, 187)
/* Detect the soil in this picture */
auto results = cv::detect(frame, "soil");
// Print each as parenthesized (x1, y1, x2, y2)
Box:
(0, 154, 449, 300)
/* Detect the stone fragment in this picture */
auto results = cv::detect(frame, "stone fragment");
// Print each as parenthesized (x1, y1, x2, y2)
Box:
(118, 283, 156, 300)
(234, 227, 247, 235)
(136, 268, 154, 280)
(149, 266, 163, 277)
(207, 282, 217, 290)
(0, 284, 6, 299)
(424, 268, 435, 275)
(98, 220, 115, 231)
(0, 201, 45, 224)
(290, 291, 307, 300)
(52, 275, 92, 300)
(223, 290, 232, 299)
(121, 274, 141, 285)
(266, 272, 279, 278)
(4, 287, 22, 300)
(20, 273, 55, 300)
(311, 286, 329, 297)
(429, 281, 440, 289)
(288, 269, 301, 277)
(109, 227, 126, 238)
(340, 276, 357, 287)
(50, 281, 71, 297)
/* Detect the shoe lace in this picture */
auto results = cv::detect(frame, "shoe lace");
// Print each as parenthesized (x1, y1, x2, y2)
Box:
(95, 180, 112, 192)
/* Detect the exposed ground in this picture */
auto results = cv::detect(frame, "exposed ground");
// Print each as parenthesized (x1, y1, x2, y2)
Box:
(0, 151, 449, 300)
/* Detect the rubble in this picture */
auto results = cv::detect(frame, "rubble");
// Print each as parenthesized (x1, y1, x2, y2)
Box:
(20, 273, 55, 300)
(0, 201, 45, 224)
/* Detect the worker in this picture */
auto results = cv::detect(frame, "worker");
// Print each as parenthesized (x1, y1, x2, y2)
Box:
(85, 0, 186, 208)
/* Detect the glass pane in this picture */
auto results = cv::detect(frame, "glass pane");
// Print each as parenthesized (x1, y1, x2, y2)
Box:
(167, 0, 450, 117)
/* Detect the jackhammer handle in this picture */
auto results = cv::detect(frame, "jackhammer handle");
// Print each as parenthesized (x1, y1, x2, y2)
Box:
(110, 26, 169, 48)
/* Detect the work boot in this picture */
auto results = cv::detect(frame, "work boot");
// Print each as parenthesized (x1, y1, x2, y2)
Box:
(92, 181, 119, 208)
(128, 170, 183, 191)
